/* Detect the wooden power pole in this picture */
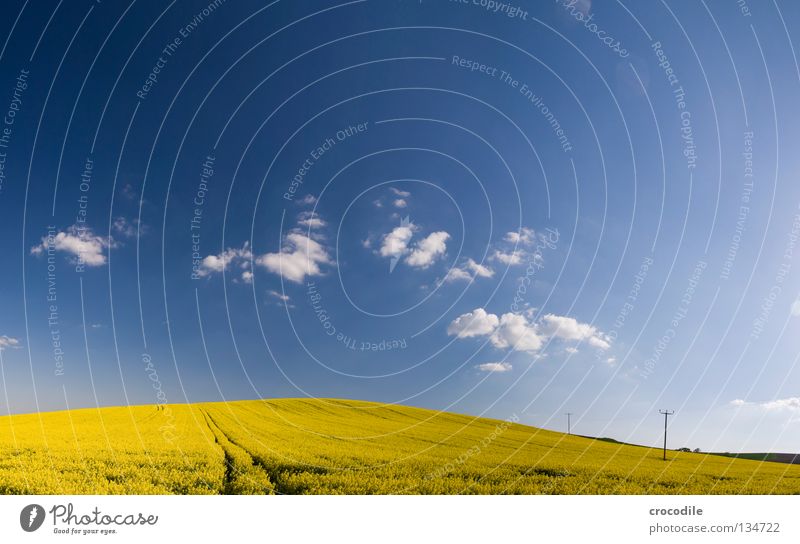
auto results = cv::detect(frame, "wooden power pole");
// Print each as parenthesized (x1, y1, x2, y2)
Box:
(659, 410, 674, 460)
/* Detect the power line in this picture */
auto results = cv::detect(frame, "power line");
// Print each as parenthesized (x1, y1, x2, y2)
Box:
(659, 410, 675, 461)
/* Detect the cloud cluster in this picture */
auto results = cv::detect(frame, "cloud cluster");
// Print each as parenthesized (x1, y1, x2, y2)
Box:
(491, 227, 556, 267)
(31, 226, 115, 267)
(448, 308, 610, 354)
(377, 218, 450, 270)
(198, 213, 333, 284)
(373, 187, 412, 210)
(440, 226, 543, 285)
(196, 243, 253, 280)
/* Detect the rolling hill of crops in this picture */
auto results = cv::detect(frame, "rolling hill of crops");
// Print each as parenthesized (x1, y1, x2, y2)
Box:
(1, 398, 798, 494)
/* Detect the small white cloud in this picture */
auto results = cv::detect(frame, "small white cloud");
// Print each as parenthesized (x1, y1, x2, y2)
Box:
(565, 347, 579, 354)
(492, 250, 524, 266)
(241, 270, 254, 284)
(406, 231, 450, 268)
(0, 336, 21, 351)
(447, 308, 500, 338)
(393, 198, 408, 209)
(297, 194, 317, 205)
(257, 232, 332, 284)
(466, 259, 494, 278)
(504, 227, 536, 245)
(443, 267, 474, 283)
(297, 211, 326, 229)
(373, 199, 384, 208)
(31, 226, 115, 267)
(267, 290, 290, 303)
(476, 362, 512, 373)
(390, 187, 411, 198)
(605, 356, 617, 365)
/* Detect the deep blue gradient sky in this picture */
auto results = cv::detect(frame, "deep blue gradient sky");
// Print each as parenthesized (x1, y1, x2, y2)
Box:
(1, 0, 800, 452)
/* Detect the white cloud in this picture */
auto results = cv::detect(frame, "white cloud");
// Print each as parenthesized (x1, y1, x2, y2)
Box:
(504, 227, 536, 245)
(198, 214, 332, 284)
(443, 267, 473, 283)
(0, 336, 21, 351)
(393, 198, 408, 209)
(731, 397, 800, 412)
(492, 250, 524, 266)
(379, 223, 415, 259)
(196, 243, 253, 278)
(297, 194, 317, 205)
(448, 308, 611, 355)
(31, 226, 115, 267)
(257, 232, 332, 284)
(443, 259, 494, 284)
(112, 217, 141, 238)
(267, 290, 290, 302)
(540, 314, 611, 350)
(297, 211, 326, 229)
(447, 308, 499, 338)
(491, 227, 545, 267)
(390, 187, 411, 198)
(565, 347, 579, 354)
(406, 231, 450, 268)
(373, 199, 384, 208)
(489, 313, 544, 352)
(466, 258, 494, 278)
(476, 362, 512, 373)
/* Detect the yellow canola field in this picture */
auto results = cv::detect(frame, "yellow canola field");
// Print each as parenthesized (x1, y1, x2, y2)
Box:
(0, 399, 798, 494)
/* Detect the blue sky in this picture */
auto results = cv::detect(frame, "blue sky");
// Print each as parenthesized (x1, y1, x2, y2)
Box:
(1, 0, 800, 453)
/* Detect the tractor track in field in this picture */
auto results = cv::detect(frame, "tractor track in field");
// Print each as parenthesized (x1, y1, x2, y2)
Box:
(200, 408, 289, 495)
(200, 410, 235, 493)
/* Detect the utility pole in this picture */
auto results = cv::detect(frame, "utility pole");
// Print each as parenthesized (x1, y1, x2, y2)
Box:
(566, 412, 573, 435)
(659, 410, 674, 461)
